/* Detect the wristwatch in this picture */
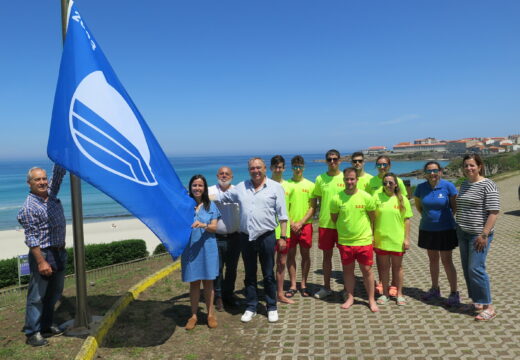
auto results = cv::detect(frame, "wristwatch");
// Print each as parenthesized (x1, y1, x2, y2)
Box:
(280, 236, 287, 240)
(480, 232, 488, 239)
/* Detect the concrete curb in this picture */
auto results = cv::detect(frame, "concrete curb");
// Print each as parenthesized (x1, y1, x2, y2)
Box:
(74, 261, 181, 360)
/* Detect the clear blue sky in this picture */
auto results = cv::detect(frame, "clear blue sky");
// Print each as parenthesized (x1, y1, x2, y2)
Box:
(2, 0, 519, 159)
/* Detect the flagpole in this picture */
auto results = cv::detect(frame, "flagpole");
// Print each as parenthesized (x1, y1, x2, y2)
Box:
(61, 0, 91, 334)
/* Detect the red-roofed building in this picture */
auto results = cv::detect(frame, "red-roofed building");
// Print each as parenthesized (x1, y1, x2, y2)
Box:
(364, 146, 387, 155)
(488, 146, 505, 153)
(393, 142, 447, 153)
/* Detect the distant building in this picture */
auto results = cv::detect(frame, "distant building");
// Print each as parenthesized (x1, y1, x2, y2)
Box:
(414, 137, 438, 145)
(446, 140, 467, 154)
(365, 146, 387, 155)
(508, 134, 520, 145)
(488, 146, 506, 153)
(467, 145, 489, 154)
(393, 142, 447, 153)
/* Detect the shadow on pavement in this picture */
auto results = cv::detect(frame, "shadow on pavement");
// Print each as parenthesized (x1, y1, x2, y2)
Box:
(504, 209, 520, 216)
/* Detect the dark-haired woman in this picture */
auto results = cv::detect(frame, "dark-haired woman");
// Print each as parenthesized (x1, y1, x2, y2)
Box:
(373, 173, 413, 306)
(182, 175, 221, 330)
(456, 154, 499, 321)
(367, 155, 408, 197)
(367, 155, 408, 297)
(414, 161, 459, 306)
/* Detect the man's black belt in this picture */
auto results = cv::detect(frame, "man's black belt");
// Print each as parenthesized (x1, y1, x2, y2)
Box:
(216, 232, 237, 240)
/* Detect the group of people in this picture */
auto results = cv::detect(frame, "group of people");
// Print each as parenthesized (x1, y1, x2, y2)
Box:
(17, 151, 500, 346)
(180, 151, 500, 329)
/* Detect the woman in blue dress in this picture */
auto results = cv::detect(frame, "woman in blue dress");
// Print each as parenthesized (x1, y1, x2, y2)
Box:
(182, 174, 220, 330)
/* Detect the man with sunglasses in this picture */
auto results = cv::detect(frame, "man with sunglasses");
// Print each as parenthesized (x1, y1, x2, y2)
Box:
(286, 155, 315, 298)
(351, 151, 373, 192)
(312, 149, 345, 299)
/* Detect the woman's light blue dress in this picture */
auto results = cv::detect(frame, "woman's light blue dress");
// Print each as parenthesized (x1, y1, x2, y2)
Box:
(181, 202, 220, 282)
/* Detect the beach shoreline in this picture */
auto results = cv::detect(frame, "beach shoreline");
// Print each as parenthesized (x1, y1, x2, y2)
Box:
(0, 218, 162, 260)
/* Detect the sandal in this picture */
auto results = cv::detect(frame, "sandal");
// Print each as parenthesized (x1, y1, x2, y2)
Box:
(285, 289, 297, 298)
(376, 295, 389, 305)
(375, 281, 383, 296)
(461, 303, 484, 315)
(475, 309, 496, 321)
(396, 296, 407, 306)
(300, 288, 311, 297)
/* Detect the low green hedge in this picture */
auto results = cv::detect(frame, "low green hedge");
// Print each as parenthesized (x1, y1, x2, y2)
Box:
(153, 243, 167, 255)
(0, 239, 148, 289)
(0, 258, 18, 288)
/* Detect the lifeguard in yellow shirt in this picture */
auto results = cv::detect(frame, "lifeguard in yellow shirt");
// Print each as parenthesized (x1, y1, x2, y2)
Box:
(373, 173, 413, 306)
(330, 167, 379, 313)
(285, 155, 315, 298)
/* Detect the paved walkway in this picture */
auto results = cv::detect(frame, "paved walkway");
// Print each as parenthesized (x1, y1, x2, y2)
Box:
(251, 175, 520, 360)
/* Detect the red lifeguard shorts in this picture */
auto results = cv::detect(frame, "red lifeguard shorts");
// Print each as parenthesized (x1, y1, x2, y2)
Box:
(337, 244, 374, 266)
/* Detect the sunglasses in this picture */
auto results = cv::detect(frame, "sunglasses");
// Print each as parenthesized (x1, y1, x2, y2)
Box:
(425, 169, 440, 174)
(376, 163, 389, 168)
(326, 158, 339, 163)
(292, 166, 304, 170)
(383, 181, 395, 186)
(352, 159, 363, 164)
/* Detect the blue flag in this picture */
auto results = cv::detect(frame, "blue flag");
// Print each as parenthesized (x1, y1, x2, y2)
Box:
(48, 1, 195, 258)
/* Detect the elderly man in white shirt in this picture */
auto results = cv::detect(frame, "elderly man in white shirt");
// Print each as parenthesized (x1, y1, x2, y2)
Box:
(208, 166, 241, 311)
(219, 158, 288, 323)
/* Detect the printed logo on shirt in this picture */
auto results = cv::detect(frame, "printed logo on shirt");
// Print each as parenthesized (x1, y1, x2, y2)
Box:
(438, 193, 444, 198)
(355, 204, 365, 209)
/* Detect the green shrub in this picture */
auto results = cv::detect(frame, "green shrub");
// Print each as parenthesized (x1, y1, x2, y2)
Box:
(0, 257, 21, 288)
(153, 243, 167, 255)
(1, 239, 148, 289)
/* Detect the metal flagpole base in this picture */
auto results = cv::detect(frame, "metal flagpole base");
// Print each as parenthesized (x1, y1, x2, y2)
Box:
(61, 316, 104, 338)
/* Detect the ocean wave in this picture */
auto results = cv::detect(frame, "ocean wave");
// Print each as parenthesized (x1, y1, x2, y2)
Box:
(0, 205, 21, 211)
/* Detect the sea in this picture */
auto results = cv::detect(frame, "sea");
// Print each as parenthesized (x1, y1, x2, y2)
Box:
(0, 154, 448, 231)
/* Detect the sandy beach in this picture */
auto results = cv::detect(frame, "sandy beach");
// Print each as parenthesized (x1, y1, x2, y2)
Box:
(0, 218, 162, 260)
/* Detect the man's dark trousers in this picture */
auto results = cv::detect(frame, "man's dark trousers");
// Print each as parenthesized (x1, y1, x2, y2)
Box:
(215, 232, 241, 302)
(241, 230, 277, 312)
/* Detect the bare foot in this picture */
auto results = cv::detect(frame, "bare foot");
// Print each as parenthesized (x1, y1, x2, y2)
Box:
(278, 295, 295, 304)
(369, 302, 379, 313)
(340, 297, 354, 309)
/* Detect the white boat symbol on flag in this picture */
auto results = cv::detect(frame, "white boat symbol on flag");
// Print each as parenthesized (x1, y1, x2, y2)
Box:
(69, 71, 158, 186)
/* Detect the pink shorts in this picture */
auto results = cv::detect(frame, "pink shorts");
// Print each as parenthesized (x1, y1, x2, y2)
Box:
(290, 223, 313, 249)
(374, 248, 404, 257)
(275, 238, 292, 254)
(337, 244, 374, 266)
(318, 228, 338, 251)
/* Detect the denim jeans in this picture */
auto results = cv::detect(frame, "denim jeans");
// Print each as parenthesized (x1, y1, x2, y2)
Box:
(214, 232, 242, 300)
(24, 248, 67, 335)
(241, 231, 277, 312)
(457, 227, 493, 305)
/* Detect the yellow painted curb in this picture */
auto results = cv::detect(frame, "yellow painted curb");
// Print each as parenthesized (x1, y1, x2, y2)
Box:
(74, 261, 181, 360)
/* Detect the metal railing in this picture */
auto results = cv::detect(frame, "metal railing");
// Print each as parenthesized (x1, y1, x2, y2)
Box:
(0, 252, 171, 309)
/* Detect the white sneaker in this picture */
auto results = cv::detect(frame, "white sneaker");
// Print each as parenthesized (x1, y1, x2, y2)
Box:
(268, 310, 279, 323)
(241, 310, 257, 323)
(314, 288, 333, 299)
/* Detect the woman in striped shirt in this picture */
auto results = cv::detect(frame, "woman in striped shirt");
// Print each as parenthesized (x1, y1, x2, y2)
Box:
(456, 154, 500, 321)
